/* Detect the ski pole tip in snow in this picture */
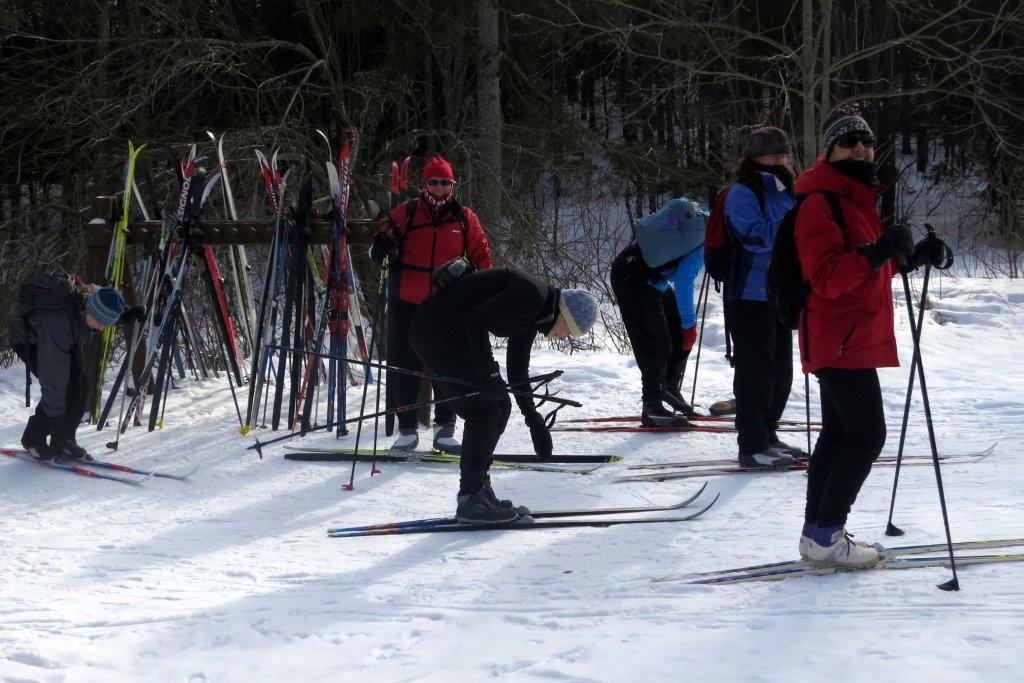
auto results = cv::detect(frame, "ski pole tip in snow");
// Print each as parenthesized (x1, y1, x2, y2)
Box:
(238, 425, 250, 436)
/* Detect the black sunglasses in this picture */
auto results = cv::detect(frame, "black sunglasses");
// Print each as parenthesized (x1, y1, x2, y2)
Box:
(835, 133, 875, 149)
(426, 179, 453, 187)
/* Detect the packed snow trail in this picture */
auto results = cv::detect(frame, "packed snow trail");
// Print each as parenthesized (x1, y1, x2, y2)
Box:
(1, 277, 1023, 680)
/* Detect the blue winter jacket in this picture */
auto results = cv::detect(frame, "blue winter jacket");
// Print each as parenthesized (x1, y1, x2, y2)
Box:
(647, 245, 704, 329)
(723, 173, 796, 301)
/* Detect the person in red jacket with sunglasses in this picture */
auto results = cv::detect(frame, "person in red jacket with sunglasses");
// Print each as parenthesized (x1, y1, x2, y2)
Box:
(793, 109, 946, 567)
(370, 156, 493, 454)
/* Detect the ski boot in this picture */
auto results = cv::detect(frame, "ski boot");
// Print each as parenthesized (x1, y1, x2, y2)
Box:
(390, 428, 419, 452)
(455, 489, 524, 524)
(801, 525, 875, 560)
(481, 474, 530, 515)
(804, 525, 881, 567)
(64, 442, 94, 462)
(738, 447, 795, 469)
(770, 437, 808, 462)
(661, 389, 696, 418)
(641, 399, 689, 428)
(432, 422, 461, 455)
(21, 415, 49, 458)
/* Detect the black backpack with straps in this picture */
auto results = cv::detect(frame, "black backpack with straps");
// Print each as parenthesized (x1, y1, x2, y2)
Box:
(767, 190, 844, 330)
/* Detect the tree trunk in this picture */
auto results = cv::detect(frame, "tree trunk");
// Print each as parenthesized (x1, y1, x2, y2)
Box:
(800, 0, 818, 166)
(476, 0, 502, 243)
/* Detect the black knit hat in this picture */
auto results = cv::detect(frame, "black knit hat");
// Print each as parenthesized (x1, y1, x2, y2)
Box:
(743, 127, 791, 157)
(822, 114, 874, 154)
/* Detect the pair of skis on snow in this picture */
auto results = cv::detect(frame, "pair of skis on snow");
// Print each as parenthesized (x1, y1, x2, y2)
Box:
(551, 414, 819, 434)
(654, 537, 1024, 585)
(283, 447, 619, 474)
(327, 483, 717, 537)
(1, 448, 197, 485)
(612, 443, 998, 483)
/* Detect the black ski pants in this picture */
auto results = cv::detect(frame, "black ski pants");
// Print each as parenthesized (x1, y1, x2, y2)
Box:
(726, 299, 793, 456)
(408, 313, 510, 495)
(388, 299, 454, 430)
(22, 349, 86, 447)
(610, 261, 685, 400)
(804, 368, 887, 527)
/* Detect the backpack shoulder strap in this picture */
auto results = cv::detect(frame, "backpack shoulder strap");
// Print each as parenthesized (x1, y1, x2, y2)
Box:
(404, 198, 418, 233)
(802, 190, 844, 230)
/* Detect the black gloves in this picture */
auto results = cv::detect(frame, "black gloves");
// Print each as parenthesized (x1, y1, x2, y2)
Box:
(902, 235, 952, 273)
(524, 412, 553, 461)
(370, 230, 398, 266)
(859, 223, 915, 270)
(119, 305, 147, 324)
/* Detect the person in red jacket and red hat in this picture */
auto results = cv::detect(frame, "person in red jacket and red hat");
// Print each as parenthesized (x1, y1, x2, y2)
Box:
(370, 155, 493, 453)
(792, 108, 942, 567)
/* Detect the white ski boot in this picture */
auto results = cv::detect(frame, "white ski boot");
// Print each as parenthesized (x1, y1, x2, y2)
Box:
(432, 422, 461, 455)
(390, 428, 419, 452)
(804, 526, 881, 567)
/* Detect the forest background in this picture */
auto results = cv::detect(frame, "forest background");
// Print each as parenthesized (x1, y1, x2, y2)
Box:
(1, 0, 1021, 364)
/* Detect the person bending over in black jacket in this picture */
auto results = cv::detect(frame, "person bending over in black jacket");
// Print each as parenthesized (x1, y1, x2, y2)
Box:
(8, 271, 142, 464)
(410, 267, 598, 523)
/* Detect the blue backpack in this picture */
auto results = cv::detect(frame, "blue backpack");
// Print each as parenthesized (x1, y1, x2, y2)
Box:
(633, 198, 708, 268)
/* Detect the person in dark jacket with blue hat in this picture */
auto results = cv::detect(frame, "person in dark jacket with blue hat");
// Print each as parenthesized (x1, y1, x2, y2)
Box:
(8, 272, 135, 464)
(410, 267, 598, 523)
(723, 126, 801, 468)
(611, 197, 706, 427)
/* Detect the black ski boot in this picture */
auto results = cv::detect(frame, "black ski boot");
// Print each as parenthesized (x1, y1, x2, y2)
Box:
(664, 355, 696, 417)
(770, 436, 808, 462)
(661, 389, 695, 417)
(481, 474, 530, 515)
(456, 489, 523, 523)
(21, 414, 49, 456)
(641, 398, 689, 428)
(65, 442, 95, 462)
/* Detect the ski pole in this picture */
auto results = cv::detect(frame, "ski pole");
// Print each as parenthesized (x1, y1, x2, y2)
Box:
(247, 373, 579, 456)
(263, 343, 573, 401)
(690, 270, 711, 406)
(887, 227, 959, 591)
(885, 264, 931, 537)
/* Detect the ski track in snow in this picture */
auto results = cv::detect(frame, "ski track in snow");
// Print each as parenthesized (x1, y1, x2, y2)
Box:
(1, 277, 1023, 681)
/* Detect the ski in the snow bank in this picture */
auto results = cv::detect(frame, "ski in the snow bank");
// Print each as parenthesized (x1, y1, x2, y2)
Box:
(2, 448, 195, 481)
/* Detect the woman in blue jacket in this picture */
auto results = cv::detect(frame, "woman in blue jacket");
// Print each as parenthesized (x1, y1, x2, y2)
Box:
(611, 198, 705, 427)
(723, 126, 801, 468)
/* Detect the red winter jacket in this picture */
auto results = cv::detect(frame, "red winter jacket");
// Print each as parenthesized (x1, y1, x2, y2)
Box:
(793, 156, 899, 374)
(381, 197, 493, 304)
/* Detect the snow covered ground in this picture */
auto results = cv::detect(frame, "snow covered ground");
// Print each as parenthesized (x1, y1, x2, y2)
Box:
(2, 275, 1023, 682)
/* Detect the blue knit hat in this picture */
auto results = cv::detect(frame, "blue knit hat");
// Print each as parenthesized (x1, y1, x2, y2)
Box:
(86, 287, 126, 327)
(558, 289, 599, 337)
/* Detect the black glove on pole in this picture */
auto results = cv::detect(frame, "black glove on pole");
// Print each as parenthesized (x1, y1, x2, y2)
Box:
(858, 223, 915, 270)
(524, 412, 553, 461)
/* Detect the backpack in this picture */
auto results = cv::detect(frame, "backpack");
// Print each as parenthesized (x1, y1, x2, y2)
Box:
(767, 190, 844, 330)
(8, 271, 81, 372)
(703, 183, 765, 290)
(633, 198, 707, 269)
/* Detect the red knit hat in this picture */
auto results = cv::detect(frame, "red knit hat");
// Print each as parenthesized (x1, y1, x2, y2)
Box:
(421, 156, 455, 182)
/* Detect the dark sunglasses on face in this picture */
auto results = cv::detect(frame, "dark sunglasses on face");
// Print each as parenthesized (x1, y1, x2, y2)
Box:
(426, 179, 453, 187)
(835, 133, 875, 149)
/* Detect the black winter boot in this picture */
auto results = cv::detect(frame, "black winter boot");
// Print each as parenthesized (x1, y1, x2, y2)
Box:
(641, 398, 689, 428)
(456, 489, 523, 524)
